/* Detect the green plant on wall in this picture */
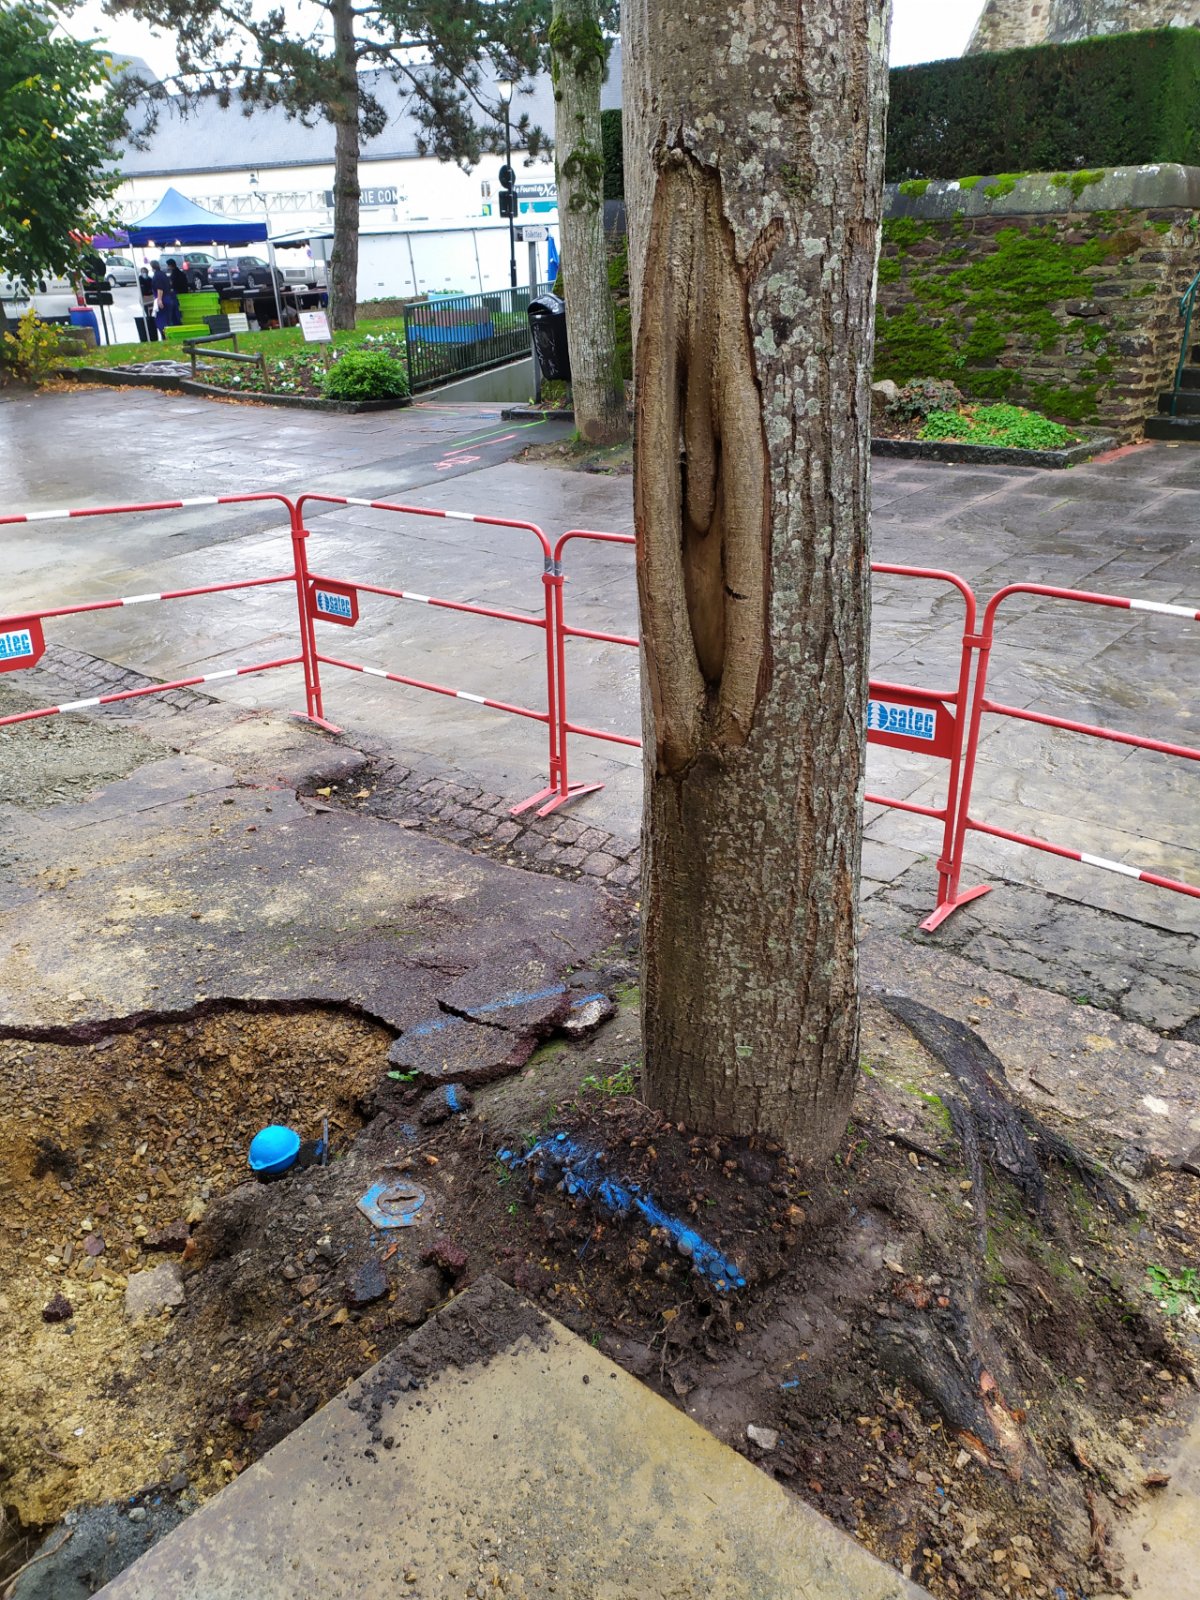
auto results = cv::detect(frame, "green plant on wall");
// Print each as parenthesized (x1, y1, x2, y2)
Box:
(874, 217, 1133, 424)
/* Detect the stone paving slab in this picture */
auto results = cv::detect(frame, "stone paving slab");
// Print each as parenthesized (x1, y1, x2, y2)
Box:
(97, 1276, 925, 1600)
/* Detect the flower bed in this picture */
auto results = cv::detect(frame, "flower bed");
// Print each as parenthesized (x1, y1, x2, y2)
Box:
(210, 331, 407, 398)
(872, 377, 1113, 467)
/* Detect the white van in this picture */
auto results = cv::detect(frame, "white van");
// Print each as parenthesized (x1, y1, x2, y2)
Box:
(0, 273, 78, 323)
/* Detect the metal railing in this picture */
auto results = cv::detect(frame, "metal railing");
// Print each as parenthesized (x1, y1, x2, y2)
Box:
(1169, 265, 1200, 416)
(402, 283, 548, 392)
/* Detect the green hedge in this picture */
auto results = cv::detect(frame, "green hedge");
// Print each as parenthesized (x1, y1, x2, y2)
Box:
(601, 107, 623, 200)
(887, 27, 1200, 181)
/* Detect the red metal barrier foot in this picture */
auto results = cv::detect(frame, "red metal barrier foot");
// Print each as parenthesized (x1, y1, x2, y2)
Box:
(919, 883, 991, 934)
(291, 711, 344, 735)
(535, 781, 605, 819)
(510, 784, 559, 816)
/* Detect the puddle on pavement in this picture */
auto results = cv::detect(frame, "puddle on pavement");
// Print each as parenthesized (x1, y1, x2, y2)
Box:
(0, 1006, 391, 1534)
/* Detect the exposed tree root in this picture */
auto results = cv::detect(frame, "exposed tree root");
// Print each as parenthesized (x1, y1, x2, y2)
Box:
(883, 994, 1134, 1249)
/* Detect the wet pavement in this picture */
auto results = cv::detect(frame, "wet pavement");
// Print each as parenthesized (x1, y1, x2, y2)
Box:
(1, 390, 1197, 954)
(0, 702, 617, 1037)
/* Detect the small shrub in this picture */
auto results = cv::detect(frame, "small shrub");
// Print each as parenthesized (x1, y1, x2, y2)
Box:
(321, 349, 409, 402)
(918, 403, 1077, 450)
(886, 377, 965, 423)
(1, 307, 64, 386)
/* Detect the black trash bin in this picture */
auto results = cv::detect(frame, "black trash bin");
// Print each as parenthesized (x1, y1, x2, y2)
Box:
(527, 294, 571, 381)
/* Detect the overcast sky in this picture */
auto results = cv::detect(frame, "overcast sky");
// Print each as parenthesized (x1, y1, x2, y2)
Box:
(68, 0, 988, 82)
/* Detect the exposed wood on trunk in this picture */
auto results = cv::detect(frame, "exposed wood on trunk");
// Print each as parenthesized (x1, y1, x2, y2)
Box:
(624, 0, 891, 1157)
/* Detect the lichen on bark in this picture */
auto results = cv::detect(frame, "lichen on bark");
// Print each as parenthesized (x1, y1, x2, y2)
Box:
(626, 0, 891, 1158)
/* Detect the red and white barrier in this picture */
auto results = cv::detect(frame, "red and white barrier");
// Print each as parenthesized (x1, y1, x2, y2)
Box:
(949, 582, 1200, 910)
(291, 492, 586, 811)
(0, 492, 312, 727)
(2, 492, 1195, 929)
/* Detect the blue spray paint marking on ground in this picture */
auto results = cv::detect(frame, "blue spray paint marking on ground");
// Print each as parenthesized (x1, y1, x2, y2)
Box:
(445, 1085, 463, 1112)
(498, 1133, 746, 1291)
(409, 986, 606, 1038)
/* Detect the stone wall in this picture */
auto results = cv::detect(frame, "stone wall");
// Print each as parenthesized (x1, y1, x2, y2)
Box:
(969, 0, 1200, 53)
(877, 167, 1200, 438)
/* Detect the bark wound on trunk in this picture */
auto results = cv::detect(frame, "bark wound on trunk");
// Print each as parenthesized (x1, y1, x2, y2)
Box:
(628, 0, 888, 1162)
(636, 152, 771, 775)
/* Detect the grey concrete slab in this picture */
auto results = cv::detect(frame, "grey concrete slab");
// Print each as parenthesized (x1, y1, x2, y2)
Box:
(97, 1277, 925, 1600)
(0, 736, 617, 1034)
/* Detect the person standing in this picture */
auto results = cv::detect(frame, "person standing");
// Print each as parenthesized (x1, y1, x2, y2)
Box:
(166, 257, 187, 297)
(151, 259, 181, 334)
(138, 265, 158, 341)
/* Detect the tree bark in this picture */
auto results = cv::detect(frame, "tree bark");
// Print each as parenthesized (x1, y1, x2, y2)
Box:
(624, 0, 891, 1159)
(328, 0, 360, 332)
(551, 0, 627, 444)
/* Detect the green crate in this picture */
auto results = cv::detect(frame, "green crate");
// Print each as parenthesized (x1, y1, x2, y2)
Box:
(164, 323, 210, 343)
(178, 292, 220, 320)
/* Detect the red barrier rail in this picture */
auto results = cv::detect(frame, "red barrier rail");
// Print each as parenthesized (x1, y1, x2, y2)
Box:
(515, 528, 639, 819)
(949, 582, 1200, 907)
(530, 535, 987, 930)
(0, 493, 312, 726)
(3, 495, 1194, 931)
(291, 492, 592, 811)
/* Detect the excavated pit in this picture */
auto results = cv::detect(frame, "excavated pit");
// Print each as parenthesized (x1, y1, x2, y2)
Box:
(0, 1004, 392, 1539)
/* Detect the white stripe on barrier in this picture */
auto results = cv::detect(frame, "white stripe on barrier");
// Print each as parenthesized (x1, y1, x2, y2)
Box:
(58, 697, 103, 712)
(204, 669, 238, 683)
(1129, 598, 1200, 621)
(25, 510, 71, 522)
(362, 666, 390, 679)
(403, 591, 431, 604)
(180, 496, 219, 508)
(443, 511, 478, 523)
(456, 690, 485, 703)
(1080, 852, 1143, 879)
(122, 593, 161, 606)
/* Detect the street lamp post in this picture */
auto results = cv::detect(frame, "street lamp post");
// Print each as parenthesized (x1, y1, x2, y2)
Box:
(498, 76, 517, 290)
(248, 172, 285, 332)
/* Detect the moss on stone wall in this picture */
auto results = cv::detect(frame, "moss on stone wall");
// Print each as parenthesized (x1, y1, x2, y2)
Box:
(874, 209, 1188, 432)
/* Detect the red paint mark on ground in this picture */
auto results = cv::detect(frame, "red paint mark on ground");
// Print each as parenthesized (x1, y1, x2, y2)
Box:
(1090, 440, 1158, 467)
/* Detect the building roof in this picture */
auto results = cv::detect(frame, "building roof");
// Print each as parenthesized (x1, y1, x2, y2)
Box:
(119, 46, 623, 178)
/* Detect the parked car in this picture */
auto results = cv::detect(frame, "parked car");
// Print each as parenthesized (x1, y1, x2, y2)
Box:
(102, 256, 139, 287)
(209, 256, 285, 293)
(180, 251, 216, 289)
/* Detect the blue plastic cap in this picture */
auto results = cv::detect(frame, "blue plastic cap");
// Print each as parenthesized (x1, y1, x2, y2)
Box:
(248, 1124, 301, 1174)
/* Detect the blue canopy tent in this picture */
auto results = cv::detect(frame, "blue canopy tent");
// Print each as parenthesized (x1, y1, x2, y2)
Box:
(126, 187, 283, 329)
(125, 187, 267, 247)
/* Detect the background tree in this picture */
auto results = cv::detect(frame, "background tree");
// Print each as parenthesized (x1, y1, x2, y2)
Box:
(624, 0, 891, 1158)
(0, 2, 128, 295)
(548, 0, 626, 443)
(98, 0, 550, 329)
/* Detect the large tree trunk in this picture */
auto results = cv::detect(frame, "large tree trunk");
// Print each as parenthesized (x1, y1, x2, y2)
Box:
(550, 0, 627, 444)
(625, 0, 891, 1159)
(328, 0, 360, 332)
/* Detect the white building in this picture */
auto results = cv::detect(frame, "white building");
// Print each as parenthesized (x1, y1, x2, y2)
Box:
(114, 53, 622, 300)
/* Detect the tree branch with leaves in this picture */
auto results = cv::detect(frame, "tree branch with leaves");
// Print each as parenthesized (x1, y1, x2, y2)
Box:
(93, 0, 552, 328)
(0, 2, 129, 296)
